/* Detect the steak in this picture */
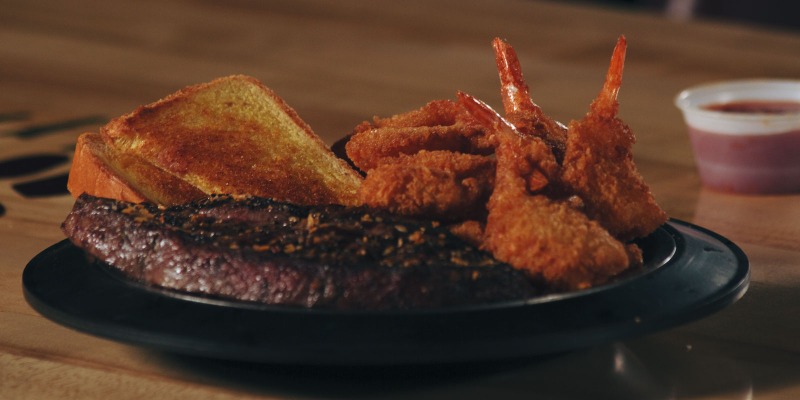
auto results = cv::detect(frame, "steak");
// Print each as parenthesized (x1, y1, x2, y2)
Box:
(62, 194, 540, 310)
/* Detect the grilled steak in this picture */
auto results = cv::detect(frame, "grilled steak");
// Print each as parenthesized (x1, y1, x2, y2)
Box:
(62, 194, 540, 310)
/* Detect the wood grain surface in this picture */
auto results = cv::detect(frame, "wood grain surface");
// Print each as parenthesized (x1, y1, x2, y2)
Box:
(2, 0, 800, 399)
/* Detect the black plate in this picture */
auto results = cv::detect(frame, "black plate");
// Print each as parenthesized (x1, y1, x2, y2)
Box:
(23, 219, 748, 365)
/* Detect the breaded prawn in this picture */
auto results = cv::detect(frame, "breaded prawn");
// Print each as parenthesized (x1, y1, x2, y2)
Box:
(459, 91, 633, 290)
(345, 100, 492, 172)
(561, 36, 667, 240)
(358, 150, 495, 221)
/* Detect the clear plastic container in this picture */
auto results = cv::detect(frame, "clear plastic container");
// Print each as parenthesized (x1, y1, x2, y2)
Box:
(675, 79, 800, 194)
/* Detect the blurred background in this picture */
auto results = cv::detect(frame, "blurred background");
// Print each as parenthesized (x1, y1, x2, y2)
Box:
(574, 0, 800, 31)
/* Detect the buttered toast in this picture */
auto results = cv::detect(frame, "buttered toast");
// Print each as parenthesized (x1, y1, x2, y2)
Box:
(68, 132, 206, 205)
(67, 75, 363, 206)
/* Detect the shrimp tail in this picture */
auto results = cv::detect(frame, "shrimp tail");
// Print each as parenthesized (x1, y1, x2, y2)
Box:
(593, 35, 627, 117)
(492, 37, 538, 116)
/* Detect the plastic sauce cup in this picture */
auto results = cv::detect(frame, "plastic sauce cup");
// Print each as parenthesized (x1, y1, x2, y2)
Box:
(675, 80, 800, 194)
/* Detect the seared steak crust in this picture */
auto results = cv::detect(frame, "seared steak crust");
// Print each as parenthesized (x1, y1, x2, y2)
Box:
(62, 194, 539, 310)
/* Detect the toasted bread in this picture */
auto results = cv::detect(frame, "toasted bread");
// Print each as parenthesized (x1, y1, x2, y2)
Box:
(67, 132, 206, 205)
(68, 75, 363, 206)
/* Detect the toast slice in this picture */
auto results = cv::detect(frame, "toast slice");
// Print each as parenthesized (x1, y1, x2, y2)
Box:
(68, 75, 363, 206)
(67, 132, 206, 205)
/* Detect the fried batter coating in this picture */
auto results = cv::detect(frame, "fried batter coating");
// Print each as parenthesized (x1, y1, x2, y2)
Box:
(446, 220, 485, 248)
(345, 100, 493, 172)
(561, 36, 667, 240)
(346, 125, 481, 172)
(355, 99, 462, 130)
(459, 91, 632, 290)
(485, 194, 633, 290)
(358, 150, 495, 221)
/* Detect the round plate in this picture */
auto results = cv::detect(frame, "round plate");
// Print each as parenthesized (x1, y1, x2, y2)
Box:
(22, 219, 748, 365)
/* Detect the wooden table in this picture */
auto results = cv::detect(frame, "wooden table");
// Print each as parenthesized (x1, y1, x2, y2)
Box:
(3, 1, 800, 398)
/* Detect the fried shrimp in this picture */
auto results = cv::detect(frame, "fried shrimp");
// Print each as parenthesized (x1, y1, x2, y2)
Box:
(340, 36, 664, 292)
(358, 150, 495, 221)
(561, 36, 667, 240)
(353, 99, 461, 130)
(345, 100, 492, 172)
(345, 98, 498, 222)
(493, 37, 568, 160)
(459, 91, 633, 290)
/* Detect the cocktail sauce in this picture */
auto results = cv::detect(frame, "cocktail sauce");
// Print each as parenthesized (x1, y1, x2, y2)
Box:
(703, 100, 800, 114)
(676, 80, 800, 194)
(688, 127, 800, 194)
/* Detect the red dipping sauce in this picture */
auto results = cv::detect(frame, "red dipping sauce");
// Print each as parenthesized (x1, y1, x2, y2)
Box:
(703, 100, 800, 114)
(676, 80, 800, 194)
(688, 127, 800, 194)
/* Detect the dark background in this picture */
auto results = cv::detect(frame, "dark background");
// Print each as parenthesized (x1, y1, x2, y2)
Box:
(574, 0, 800, 31)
